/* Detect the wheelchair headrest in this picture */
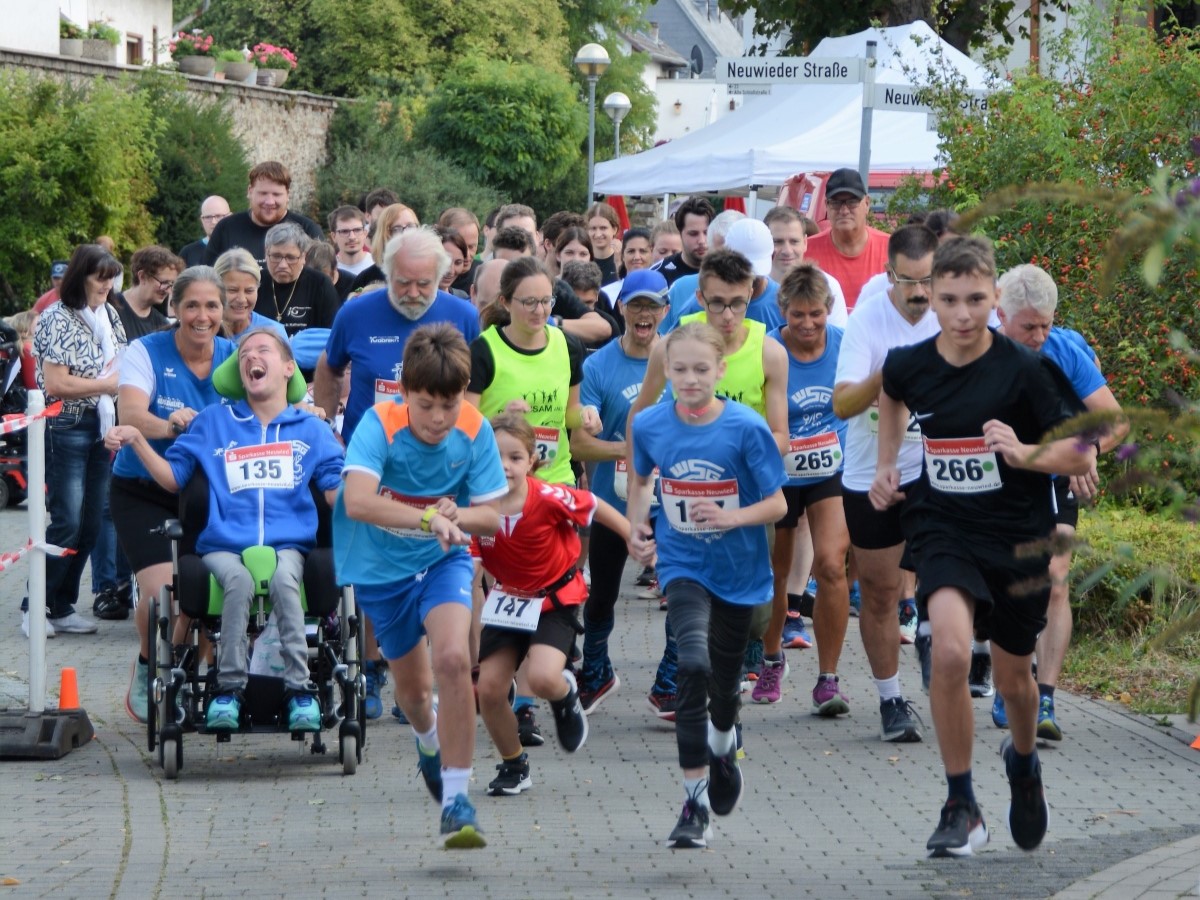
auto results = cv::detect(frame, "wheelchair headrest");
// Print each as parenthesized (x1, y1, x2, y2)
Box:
(211, 347, 308, 405)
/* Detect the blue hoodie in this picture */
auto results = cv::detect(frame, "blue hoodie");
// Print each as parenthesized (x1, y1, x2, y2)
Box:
(165, 400, 344, 555)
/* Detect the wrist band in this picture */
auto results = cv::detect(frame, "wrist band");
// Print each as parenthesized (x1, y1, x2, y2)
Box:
(420, 506, 439, 533)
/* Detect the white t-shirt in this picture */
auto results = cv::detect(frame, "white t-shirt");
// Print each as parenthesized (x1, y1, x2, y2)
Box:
(338, 253, 375, 277)
(834, 287, 940, 490)
(823, 271, 849, 329)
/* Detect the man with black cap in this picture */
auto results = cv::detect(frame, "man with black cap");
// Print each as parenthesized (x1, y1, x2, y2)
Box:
(806, 168, 891, 312)
(34, 260, 69, 314)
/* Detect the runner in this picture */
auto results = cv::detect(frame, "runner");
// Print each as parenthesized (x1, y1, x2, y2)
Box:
(627, 321, 787, 848)
(870, 236, 1094, 857)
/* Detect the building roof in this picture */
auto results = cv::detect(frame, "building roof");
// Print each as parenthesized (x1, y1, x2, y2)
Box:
(623, 28, 690, 69)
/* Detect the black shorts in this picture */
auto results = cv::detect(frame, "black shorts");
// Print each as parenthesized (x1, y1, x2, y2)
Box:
(909, 531, 1051, 656)
(110, 476, 177, 572)
(842, 479, 916, 550)
(1053, 478, 1078, 529)
(776, 477, 842, 529)
(478, 605, 580, 667)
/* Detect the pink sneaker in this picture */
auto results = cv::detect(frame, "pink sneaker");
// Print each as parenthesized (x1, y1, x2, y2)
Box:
(751, 656, 786, 704)
(811, 675, 850, 717)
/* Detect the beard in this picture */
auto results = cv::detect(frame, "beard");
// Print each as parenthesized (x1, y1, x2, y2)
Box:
(388, 287, 435, 321)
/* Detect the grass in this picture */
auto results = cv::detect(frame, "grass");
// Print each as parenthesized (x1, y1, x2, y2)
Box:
(1061, 630, 1200, 716)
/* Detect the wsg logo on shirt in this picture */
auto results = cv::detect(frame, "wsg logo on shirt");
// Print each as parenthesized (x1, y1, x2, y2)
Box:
(667, 459, 726, 481)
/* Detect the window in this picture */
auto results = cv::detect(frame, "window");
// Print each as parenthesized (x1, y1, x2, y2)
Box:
(126, 36, 143, 66)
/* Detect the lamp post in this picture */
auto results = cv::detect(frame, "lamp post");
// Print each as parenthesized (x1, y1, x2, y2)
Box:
(602, 91, 631, 158)
(574, 42, 610, 202)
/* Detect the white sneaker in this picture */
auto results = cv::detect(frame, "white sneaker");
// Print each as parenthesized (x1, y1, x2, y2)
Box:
(47, 611, 99, 634)
(20, 611, 56, 638)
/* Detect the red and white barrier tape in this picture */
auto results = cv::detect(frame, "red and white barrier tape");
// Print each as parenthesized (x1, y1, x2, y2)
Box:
(0, 538, 75, 574)
(0, 400, 63, 436)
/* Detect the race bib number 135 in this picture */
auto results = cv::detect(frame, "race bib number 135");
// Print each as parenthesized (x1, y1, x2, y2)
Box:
(225, 442, 294, 492)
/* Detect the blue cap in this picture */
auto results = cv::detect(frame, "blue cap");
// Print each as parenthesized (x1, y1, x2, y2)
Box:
(51, 261, 68, 279)
(618, 268, 669, 305)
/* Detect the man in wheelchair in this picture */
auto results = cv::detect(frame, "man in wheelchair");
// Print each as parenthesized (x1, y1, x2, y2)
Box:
(105, 328, 344, 732)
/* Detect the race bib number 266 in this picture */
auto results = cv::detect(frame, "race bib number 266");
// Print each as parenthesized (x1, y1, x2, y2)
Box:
(923, 437, 1002, 494)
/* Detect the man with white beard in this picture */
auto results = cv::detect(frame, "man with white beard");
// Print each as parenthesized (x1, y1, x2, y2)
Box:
(313, 227, 481, 445)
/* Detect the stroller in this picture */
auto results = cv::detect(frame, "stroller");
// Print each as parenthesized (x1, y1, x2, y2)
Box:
(0, 319, 28, 509)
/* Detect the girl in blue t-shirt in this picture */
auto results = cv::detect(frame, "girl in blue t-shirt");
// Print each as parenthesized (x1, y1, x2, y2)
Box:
(627, 321, 787, 850)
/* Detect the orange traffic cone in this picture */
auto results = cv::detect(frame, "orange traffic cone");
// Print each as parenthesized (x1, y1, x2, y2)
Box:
(1191, 734, 1200, 750)
(58, 667, 80, 710)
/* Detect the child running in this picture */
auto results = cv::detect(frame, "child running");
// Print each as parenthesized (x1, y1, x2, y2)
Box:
(474, 414, 630, 795)
(626, 321, 787, 849)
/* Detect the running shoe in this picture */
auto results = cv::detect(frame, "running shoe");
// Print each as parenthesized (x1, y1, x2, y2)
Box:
(636, 578, 663, 601)
(751, 656, 786, 704)
(579, 673, 620, 714)
(363, 660, 385, 720)
(915, 631, 933, 694)
(879, 697, 923, 743)
(969, 652, 995, 698)
(811, 674, 850, 717)
(488, 754, 532, 796)
(287, 694, 321, 731)
(707, 745, 743, 816)
(21, 610, 56, 639)
(392, 704, 409, 724)
(206, 692, 241, 730)
(848, 581, 862, 617)
(899, 598, 917, 645)
(1001, 735, 1049, 850)
(635, 565, 656, 587)
(126, 658, 148, 723)
(667, 796, 712, 849)
(551, 670, 588, 753)
(646, 691, 677, 721)
(416, 737, 442, 801)
(47, 611, 98, 634)
(516, 705, 545, 746)
(92, 586, 129, 621)
(781, 611, 812, 649)
(1036, 694, 1063, 741)
(926, 797, 989, 858)
(992, 693, 1009, 729)
(740, 638, 764, 692)
(440, 794, 487, 849)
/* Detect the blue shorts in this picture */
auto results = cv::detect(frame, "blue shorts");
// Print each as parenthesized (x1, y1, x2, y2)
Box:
(354, 552, 475, 660)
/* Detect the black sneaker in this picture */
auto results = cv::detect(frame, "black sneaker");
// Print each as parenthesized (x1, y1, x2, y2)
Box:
(487, 754, 532, 796)
(551, 670, 588, 753)
(707, 745, 743, 816)
(646, 691, 677, 722)
(969, 652, 995, 698)
(579, 674, 620, 714)
(1001, 736, 1049, 850)
(915, 632, 933, 694)
(635, 565, 656, 587)
(880, 697, 923, 743)
(926, 797, 989, 857)
(667, 797, 712, 848)
(92, 587, 129, 621)
(516, 706, 544, 747)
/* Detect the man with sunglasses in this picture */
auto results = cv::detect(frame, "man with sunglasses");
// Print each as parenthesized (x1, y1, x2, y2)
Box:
(806, 168, 891, 311)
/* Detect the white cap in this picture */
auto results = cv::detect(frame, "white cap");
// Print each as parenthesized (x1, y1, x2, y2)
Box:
(723, 219, 773, 278)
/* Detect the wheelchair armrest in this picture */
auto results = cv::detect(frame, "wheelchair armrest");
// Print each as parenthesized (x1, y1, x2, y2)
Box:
(153, 519, 185, 541)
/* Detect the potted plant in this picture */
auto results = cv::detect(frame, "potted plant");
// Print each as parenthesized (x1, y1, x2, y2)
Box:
(60, 20, 84, 57)
(169, 29, 216, 77)
(250, 43, 297, 87)
(214, 48, 245, 81)
(82, 20, 120, 63)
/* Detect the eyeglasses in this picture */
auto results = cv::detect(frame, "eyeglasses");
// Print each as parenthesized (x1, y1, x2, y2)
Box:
(149, 273, 176, 290)
(390, 224, 415, 237)
(334, 226, 365, 237)
(889, 268, 933, 288)
(514, 297, 554, 311)
(703, 299, 748, 314)
(266, 252, 303, 265)
(200, 213, 228, 223)
(827, 196, 863, 211)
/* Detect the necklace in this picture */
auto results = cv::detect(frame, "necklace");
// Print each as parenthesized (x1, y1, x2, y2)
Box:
(676, 400, 713, 419)
(271, 275, 300, 323)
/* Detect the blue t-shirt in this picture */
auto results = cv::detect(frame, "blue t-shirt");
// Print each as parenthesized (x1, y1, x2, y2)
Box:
(114, 330, 235, 480)
(659, 277, 783, 334)
(632, 400, 786, 606)
(333, 400, 507, 586)
(1041, 329, 1105, 402)
(1055, 326, 1098, 367)
(165, 402, 344, 555)
(235, 312, 288, 344)
(768, 325, 847, 485)
(580, 339, 655, 515)
(324, 288, 481, 445)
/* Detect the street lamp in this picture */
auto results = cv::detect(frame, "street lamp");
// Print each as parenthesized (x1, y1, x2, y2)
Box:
(574, 42, 611, 202)
(602, 91, 632, 158)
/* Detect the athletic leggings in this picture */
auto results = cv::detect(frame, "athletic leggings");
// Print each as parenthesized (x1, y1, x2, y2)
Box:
(667, 580, 753, 769)
(581, 521, 628, 687)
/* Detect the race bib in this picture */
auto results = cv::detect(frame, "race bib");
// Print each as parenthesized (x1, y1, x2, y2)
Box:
(660, 478, 740, 534)
(374, 378, 402, 406)
(923, 437, 1002, 494)
(533, 426, 560, 464)
(480, 584, 543, 632)
(867, 406, 923, 443)
(224, 442, 294, 493)
(785, 432, 842, 479)
(614, 459, 660, 504)
(378, 487, 448, 540)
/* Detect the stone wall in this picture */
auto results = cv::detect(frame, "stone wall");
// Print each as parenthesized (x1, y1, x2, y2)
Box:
(0, 48, 338, 207)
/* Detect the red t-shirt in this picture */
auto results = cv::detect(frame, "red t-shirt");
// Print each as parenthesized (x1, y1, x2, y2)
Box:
(34, 289, 59, 314)
(805, 227, 890, 311)
(475, 477, 596, 611)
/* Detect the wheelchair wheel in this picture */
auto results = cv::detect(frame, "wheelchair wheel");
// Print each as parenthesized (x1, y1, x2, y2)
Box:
(147, 596, 159, 754)
(162, 736, 181, 780)
(340, 733, 358, 776)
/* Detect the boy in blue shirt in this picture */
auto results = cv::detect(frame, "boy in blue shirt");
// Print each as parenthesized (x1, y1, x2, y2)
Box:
(334, 322, 507, 850)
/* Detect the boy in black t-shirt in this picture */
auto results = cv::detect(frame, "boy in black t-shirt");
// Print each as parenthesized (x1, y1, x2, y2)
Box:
(869, 237, 1095, 859)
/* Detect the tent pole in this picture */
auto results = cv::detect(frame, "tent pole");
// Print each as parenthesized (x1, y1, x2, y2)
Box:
(858, 40, 877, 190)
(748, 185, 759, 215)
(662, 193, 670, 220)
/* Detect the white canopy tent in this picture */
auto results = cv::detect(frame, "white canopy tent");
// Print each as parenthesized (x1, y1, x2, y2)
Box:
(594, 21, 994, 197)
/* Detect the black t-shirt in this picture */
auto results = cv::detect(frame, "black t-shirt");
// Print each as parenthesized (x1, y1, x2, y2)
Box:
(593, 254, 619, 286)
(112, 295, 170, 341)
(650, 252, 699, 287)
(178, 240, 207, 268)
(467, 326, 586, 396)
(204, 211, 324, 265)
(257, 268, 341, 338)
(882, 331, 1084, 540)
(451, 258, 481, 294)
(334, 268, 356, 302)
(348, 263, 386, 295)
